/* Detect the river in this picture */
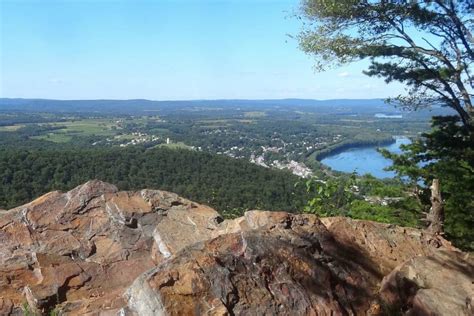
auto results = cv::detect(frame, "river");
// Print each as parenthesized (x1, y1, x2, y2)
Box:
(321, 137, 411, 178)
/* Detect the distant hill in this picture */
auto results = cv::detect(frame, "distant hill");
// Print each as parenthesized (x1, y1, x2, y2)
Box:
(0, 97, 453, 117)
(0, 98, 387, 113)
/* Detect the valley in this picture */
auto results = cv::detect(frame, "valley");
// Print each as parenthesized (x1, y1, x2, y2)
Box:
(0, 98, 434, 229)
(0, 98, 441, 178)
(1, 0, 472, 314)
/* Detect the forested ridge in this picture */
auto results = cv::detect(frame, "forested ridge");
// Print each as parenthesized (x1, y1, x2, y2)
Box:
(0, 146, 307, 212)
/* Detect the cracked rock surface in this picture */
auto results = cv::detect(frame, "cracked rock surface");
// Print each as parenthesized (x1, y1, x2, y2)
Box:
(0, 181, 471, 315)
(0, 180, 223, 315)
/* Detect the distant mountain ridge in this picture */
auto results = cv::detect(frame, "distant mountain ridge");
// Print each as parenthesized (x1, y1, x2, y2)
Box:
(0, 98, 388, 113)
(0, 97, 454, 117)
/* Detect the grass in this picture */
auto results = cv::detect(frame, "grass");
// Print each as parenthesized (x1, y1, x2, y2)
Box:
(156, 142, 193, 150)
(31, 133, 73, 143)
(113, 134, 137, 140)
(28, 117, 173, 144)
(22, 302, 59, 316)
(45, 119, 119, 136)
(32, 119, 120, 142)
(0, 124, 25, 131)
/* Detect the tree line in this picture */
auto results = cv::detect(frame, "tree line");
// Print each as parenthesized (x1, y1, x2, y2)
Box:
(0, 146, 307, 213)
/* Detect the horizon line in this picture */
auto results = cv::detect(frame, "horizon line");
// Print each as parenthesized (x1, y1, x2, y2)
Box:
(0, 97, 387, 102)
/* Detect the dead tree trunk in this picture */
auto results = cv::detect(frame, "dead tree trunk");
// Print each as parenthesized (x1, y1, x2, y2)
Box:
(427, 178, 444, 235)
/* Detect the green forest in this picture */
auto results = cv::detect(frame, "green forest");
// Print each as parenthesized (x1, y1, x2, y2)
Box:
(0, 101, 471, 250)
(0, 146, 306, 212)
(0, 144, 428, 242)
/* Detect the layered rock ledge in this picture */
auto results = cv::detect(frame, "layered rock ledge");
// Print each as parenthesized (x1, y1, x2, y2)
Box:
(0, 181, 472, 315)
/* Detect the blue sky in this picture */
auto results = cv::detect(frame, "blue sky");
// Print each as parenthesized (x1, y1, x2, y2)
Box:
(0, 0, 404, 100)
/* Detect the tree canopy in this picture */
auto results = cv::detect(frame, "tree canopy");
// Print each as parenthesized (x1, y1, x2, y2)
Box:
(298, 0, 474, 249)
(298, 0, 473, 125)
(0, 147, 307, 214)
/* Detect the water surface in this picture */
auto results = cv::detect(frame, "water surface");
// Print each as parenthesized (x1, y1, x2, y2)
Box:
(321, 137, 411, 178)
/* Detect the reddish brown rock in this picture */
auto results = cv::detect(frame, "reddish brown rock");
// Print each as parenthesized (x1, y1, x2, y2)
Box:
(380, 250, 474, 316)
(0, 181, 471, 315)
(126, 213, 381, 315)
(321, 216, 456, 275)
(0, 180, 222, 315)
(149, 195, 224, 263)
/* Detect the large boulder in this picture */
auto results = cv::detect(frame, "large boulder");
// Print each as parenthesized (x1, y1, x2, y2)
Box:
(0, 181, 471, 315)
(125, 211, 471, 316)
(126, 212, 381, 315)
(0, 181, 223, 315)
(379, 250, 473, 315)
(320, 216, 456, 275)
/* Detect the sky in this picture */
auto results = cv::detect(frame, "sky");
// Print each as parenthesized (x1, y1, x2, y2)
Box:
(0, 0, 405, 100)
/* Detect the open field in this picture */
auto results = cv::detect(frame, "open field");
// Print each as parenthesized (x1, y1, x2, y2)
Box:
(0, 125, 24, 131)
(42, 119, 120, 136)
(157, 142, 193, 150)
(31, 133, 73, 143)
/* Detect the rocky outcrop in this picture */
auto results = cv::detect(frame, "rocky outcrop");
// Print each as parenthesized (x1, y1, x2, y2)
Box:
(320, 217, 456, 275)
(380, 250, 473, 315)
(126, 212, 379, 315)
(0, 181, 471, 315)
(0, 180, 223, 315)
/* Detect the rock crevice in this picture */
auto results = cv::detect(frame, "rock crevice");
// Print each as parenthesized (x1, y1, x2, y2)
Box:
(0, 181, 471, 315)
